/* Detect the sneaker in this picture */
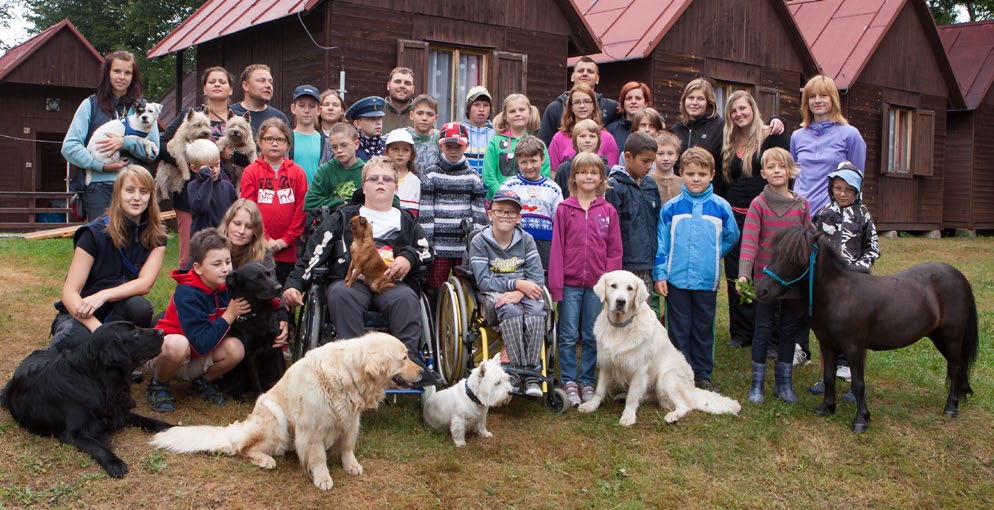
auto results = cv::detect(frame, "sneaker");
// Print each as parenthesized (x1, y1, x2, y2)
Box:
(808, 380, 825, 395)
(190, 377, 226, 405)
(581, 385, 596, 403)
(525, 382, 543, 398)
(726, 338, 749, 348)
(563, 381, 581, 407)
(842, 389, 857, 403)
(131, 367, 144, 383)
(695, 378, 719, 392)
(146, 381, 175, 413)
(411, 356, 443, 388)
(836, 365, 852, 381)
(793, 344, 810, 366)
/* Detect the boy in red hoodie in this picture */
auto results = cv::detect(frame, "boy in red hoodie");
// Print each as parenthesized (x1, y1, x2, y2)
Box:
(147, 229, 249, 413)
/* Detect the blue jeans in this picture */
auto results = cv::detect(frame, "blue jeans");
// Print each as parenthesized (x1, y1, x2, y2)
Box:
(557, 285, 600, 386)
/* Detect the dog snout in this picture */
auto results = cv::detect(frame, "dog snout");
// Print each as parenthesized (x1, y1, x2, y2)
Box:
(612, 296, 628, 311)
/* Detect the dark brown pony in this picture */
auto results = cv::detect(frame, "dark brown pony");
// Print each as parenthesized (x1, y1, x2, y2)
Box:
(755, 225, 978, 433)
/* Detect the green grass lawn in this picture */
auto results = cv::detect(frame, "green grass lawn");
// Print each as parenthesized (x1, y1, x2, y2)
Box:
(0, 234, 992, 509)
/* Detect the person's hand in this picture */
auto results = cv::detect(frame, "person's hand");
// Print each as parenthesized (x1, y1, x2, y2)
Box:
(76, 291, 109, 319)
(222, 297, 251, 323)
(95, 133, 123, 156)
(496, 290, 525, 308)
(515, 280, 543, 300)
(273, 320, 289, 348)
(654, 280, 668, 297)
(769, 118, 785, 135)
(283, 288, 303, 308)
(266, 238, 287, 253)
(737, 276, 750, 284)
(385, 256, 411, 281)
(102, 160, 129, 172)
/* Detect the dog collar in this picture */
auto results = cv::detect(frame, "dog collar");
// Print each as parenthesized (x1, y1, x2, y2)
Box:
(464, 379, 484, 407)
(235, 312, 258, 322)
(608, 315, 635, 328)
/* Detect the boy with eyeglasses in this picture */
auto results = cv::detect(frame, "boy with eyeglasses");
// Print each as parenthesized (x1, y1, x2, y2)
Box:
(469, 190, 547, 396)
(496, 135, 562, 272)
(303, 123, 366, 212)
(419, 122, 488, 290)
(808, 161, 879, 397)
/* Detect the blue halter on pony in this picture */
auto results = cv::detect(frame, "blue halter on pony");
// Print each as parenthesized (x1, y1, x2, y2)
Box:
(761, 243, 818, 315)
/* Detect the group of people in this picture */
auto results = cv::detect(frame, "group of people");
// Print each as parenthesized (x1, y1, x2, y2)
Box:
(53, 49, 879, 413)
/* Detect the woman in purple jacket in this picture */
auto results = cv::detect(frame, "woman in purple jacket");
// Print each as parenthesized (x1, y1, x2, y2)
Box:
(548, 152, 623, 407)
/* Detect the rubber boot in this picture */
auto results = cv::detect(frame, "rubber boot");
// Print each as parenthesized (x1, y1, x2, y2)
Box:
(774, 361, 800, 403)
(747, 361, 766, 404)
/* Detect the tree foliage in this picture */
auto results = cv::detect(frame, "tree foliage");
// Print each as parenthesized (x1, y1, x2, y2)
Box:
(24, 0, 201, 99)
(929, 1, 994, 24)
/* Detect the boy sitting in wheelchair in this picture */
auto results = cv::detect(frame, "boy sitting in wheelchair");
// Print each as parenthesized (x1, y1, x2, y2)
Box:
(469, 190, 547, 397)
(282, 156, 441, 386)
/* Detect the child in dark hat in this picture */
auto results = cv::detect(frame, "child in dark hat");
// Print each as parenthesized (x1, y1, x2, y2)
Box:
(346, 96, 387, 161)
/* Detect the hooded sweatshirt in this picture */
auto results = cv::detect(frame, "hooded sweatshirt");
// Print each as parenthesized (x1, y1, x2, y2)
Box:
(240, 157, 309, 264)
(548, 196, 623, 301)
(469, 225, 544, 293)
(482, 131, 552, 199)
(605, 166, 661, 271)
(155, 269, 232, 357)
(812, 163, 879, 273)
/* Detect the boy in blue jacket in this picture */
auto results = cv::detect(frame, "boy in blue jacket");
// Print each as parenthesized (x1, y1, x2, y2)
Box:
(147, 228, 250, 412)
(653, 147, 739, 391)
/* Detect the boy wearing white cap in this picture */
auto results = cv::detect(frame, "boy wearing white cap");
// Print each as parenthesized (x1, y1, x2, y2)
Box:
(462, 86, 495, 176)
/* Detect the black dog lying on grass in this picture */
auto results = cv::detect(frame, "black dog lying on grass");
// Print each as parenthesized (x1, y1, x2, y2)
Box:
(0, 322, 172, 477)
(218, 262, 286, 398)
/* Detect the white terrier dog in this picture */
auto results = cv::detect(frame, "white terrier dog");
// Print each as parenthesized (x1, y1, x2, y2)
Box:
(86, 101, 162, 164)
(422, 354, 514, 447)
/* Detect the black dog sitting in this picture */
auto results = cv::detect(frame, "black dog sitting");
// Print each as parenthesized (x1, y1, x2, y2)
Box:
(0, 322, 172, 478)
(218, 262, 285, 398)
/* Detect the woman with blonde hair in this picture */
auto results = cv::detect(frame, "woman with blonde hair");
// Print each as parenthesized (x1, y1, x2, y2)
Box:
(791, 75, 866, 213)
(717, 90, 790, 349)
(49, 166, 167, 351)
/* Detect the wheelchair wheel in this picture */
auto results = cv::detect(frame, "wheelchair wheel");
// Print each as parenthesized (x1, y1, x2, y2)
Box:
(418, 292, 438, 381)
(546, 388, 569, 414)
(294, 288, 324, 361)
(434, 280, 464, 383)
(542, 286, 559, 381)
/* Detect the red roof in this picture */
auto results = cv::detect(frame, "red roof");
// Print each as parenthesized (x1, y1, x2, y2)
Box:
(569, 0, 692, 63)
(938, 21, 994, 110)
(147, 0, 321, 58)
(0, 19, 103, 82)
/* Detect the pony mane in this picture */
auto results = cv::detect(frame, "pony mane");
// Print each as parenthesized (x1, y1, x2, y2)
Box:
(769, 225, 816, 270)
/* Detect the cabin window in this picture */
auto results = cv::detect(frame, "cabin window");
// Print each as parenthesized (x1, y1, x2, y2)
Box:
(713, 81, 753, 117)
(886, 106, 913, 174)
(427, 47, 487, 124)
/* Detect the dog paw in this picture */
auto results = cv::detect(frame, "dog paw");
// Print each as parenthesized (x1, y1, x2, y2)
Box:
(343, 462, 364, 476)
(577, 402, 597, 413)
(619, 412, 637, 426)
(252, 455, 277, 470)
(663, 411, 681, 424)
(453, 439, 467, 447)
(313, 475, 334, 491)
(479, 430, 493, 438)
(103, 458, 129, 478)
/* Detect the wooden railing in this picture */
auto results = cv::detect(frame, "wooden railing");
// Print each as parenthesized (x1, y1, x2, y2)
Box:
(0, 191, 82, 232)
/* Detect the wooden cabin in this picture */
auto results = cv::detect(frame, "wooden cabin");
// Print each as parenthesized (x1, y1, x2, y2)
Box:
(789, 0, 965, 232)
(938, 20, 994, 232)
(148, 0, 600, 125)
(568, 0, 820, 134)
(0, 19, 104, 230)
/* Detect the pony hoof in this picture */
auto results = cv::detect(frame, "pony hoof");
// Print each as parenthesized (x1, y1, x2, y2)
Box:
(814, 403, 835, 417)
(944, 407, 958, 418)
(852, 422, 869, 433)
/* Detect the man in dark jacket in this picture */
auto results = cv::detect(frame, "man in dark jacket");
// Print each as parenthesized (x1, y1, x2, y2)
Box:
(537, 57, 620, 146)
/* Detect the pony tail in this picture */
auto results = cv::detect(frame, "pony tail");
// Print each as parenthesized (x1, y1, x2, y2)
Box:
(493, 111, 507, 132)
(526, 105, 541, 133)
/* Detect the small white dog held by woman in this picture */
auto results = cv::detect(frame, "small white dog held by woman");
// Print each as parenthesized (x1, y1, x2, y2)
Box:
(578, 270, 741, 426)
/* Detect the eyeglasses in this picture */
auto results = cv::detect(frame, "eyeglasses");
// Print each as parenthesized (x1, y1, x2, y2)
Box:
(261, 136, 287, 144)
(364, 175, 396, 184)
(571, 99, 594, 106)
(490, 209, 519, 218)
(831, 186, 855, 195)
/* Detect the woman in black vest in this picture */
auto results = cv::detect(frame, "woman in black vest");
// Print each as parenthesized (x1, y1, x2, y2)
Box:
(61, 51, 159, 220)
(50, 166, 167, 351)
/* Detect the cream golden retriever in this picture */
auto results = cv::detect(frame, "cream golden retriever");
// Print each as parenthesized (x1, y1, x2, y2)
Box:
(577, 270, 741, 426)
(150, 332, 423, 490)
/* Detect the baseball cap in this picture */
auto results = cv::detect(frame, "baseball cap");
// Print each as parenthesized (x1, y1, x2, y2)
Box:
(437, 122, 469, 147)
(384, 128, 415, 147)
(491, 189, 522, 209)
(291, 84, 320, 103)
(466, 86, 492, 103)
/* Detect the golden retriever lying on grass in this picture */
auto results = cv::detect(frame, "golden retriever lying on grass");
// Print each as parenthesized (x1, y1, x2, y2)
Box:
(150, 332, 423, 490)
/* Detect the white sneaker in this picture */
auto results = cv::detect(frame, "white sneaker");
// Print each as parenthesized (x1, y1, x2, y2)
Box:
(792, 344, 810, 366)
(525, 382, 543, 398)
(563, 381, 581, 407)
(836, 365, 852, 381)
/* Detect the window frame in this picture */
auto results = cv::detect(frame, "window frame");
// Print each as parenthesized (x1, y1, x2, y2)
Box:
(427, 45, 488, 124)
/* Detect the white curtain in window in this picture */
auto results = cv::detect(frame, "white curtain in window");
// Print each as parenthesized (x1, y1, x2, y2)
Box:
(455, 54, 481, 122)
(429, 50, 453, 125)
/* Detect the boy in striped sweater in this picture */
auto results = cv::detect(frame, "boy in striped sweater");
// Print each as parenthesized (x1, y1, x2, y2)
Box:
(419, 122, 488, 290)
(738, 147, 810, 404)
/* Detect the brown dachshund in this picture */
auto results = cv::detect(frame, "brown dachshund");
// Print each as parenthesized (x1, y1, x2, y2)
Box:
(344, 216, 396, 293)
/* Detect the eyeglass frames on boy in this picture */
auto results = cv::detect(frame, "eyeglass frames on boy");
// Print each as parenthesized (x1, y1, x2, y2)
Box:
(364, 175, 396, 183)
(490, 209, 519, 217)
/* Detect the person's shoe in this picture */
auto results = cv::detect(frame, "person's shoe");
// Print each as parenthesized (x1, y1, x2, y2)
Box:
(774, 362, 800, 403)
(695, 378, 719, 392)
(726, 338, 745, 348)
(842, 389, 857, 403)
(748, 362, 766, 404)
(147, 380, 176, 413)
(525, 381, 543, 398)
(808, 380, 825, 395)
(410, 356, 443, 388)
(131, 367, 144, 383)
(563, 381, 581, 407)
(792, 344, 810, 366)
(836, 365, 852, 381)
(581, 385, 596, 403)
(190, 377, 226, 406)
